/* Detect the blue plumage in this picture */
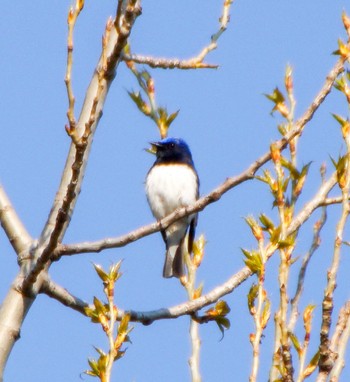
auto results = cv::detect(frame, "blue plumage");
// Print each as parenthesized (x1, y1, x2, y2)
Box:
(145, 138, 199, 278)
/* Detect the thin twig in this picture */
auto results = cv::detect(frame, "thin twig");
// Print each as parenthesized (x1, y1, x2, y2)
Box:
(123, 0, 233, 70)
(123, 53, 219, 70)
(64, 0, 84, 134)
(40, 276, 88, 315)
(105, 276, 117, 382)
(289, 205, 327, 333)
(184, 250, 202, 382)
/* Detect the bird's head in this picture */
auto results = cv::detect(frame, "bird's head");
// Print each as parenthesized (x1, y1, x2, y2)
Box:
(147, 137, 194, 165)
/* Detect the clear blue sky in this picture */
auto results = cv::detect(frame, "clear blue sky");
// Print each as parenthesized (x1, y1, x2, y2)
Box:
(0, 1, 349, 381)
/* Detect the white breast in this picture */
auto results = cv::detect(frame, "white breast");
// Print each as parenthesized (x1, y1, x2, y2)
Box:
(145, 164, 198, 220)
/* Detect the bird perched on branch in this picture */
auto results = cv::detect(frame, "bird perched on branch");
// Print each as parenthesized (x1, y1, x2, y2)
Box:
(145, 137, 199, 278)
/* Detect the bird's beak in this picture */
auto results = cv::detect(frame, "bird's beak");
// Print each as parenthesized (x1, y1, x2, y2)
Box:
(145, 142, 160, 155)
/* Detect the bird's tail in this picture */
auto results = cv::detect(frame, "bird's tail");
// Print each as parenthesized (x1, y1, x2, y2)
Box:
(163, 237, 186, 278)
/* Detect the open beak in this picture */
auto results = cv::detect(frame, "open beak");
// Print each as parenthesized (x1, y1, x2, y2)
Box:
(145, 142, 160, 155)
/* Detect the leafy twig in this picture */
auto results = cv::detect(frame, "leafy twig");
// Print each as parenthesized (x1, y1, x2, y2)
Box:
(183, 236, 206, 382)
(84, 263, 132, 382)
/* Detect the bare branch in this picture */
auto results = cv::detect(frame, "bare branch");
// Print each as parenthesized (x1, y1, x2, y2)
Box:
(0, 184, 32, 256)
(289, 204, 328, 332)
(123, 53, 219, 70)
(40, 276, 88, 316)
(329, 301, 350, 381)
(64, 0, 84, 133)
(287, 174, 337, 234)
(45, 265, 253, 323)
(123, 0, 233, 70)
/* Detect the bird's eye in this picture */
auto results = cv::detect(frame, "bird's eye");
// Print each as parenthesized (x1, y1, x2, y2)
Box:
(170, 143, 175, 148)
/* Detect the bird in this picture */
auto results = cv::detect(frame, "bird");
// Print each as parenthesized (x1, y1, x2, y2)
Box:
(145, 137, 199, 278)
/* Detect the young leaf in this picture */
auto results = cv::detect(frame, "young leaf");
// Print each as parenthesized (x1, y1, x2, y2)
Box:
(216, 316, 231, 338)
(260, 298, 271, 329)
(193, 234, 206, 267)
(242, 249, 263, 275)
(245, 216, 264, 241)
(247, 283, 259, 315)
(302, 351, 320, 378)
(166, 110, 180, 127)
(264, 87, 289, 117)
(259, 214, 275, 232)
(303, 304, 316, 334)
(193, 283, 204, 299)
(215, 300, 231, 316)
(109, 261, 122, 283)
(93, 264, 109, 283)
(289, 332, 302, 357)
(333, 38, 350, 58)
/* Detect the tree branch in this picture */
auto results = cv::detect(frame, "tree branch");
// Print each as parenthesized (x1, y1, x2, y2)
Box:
(0, 185, 32, 256)
(122, 53, 219, 70)
(21, 0, 142, 293)
(318, 121, 350, 378)
(43, 170, 338, 328)
(40, 276, 88, 316)
(54, 55, 345, 259)
(123, 0, 233, 70)
(289, 204, 327, 332)
(329, 301, 350, 381)
(0, 2, 142, 379)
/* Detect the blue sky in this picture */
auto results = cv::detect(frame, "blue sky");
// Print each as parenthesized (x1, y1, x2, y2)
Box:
(0, 1, 349, 381)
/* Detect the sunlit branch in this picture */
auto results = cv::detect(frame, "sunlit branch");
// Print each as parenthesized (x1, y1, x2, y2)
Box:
(123, 0, 233, 70)
(40, 276, 88, 315)
(123, 53, 219, 70)
(321, 195, 349, 205)
(0, 185, 32, 256)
